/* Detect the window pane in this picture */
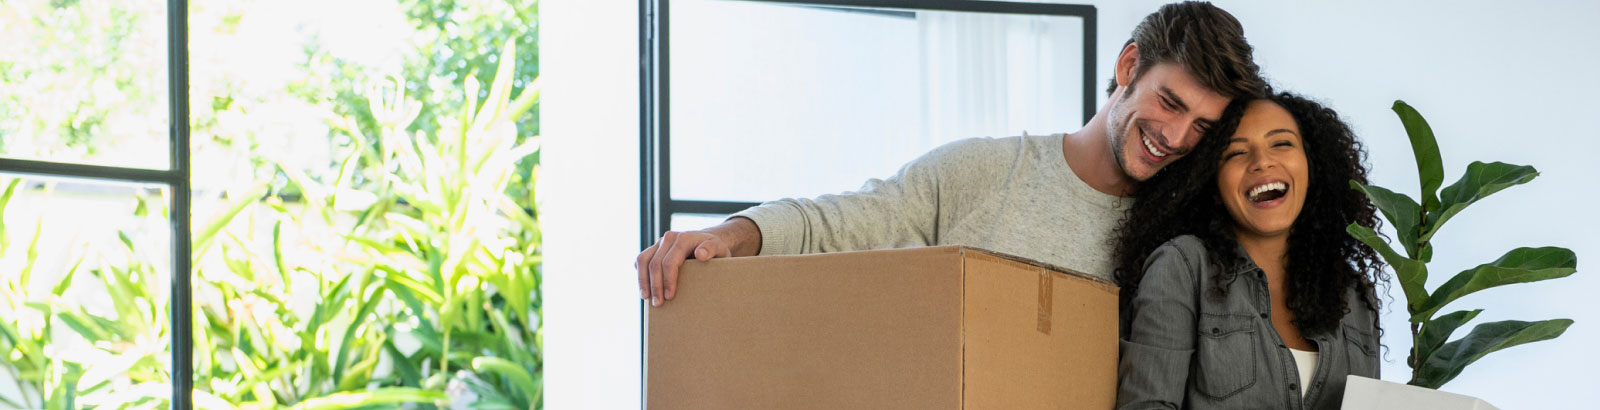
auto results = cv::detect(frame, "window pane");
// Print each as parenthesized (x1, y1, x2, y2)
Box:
(0, 176, 172, 408)
(0, 1, 170, 169)
(671, 213, 731, 232)
(187, 1, 543, 407)
(669, 0, 1086, 203)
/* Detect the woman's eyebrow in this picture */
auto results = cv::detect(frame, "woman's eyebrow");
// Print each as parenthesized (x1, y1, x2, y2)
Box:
(1265, 128, 1298, 137)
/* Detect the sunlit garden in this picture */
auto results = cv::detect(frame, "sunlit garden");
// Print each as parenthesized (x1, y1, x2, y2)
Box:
(0, 0, 542, 408)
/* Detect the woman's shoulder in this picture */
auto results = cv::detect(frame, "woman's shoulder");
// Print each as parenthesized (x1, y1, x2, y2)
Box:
(1152, 235, 1210, 260)
(1141, 235, 1215, 285)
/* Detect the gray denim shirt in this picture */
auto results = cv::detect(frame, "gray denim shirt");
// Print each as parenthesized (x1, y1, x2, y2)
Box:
(1117, 235, 1381, 410)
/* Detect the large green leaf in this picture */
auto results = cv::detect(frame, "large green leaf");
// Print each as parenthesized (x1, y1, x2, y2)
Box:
(1413, 318, 1573, 388)
(1423, 161, 1538, 242)
(1414, 309, 1482, 371)
(1348, 223, 1429, 313)
(1411, 247, 1577, 322)
(1393, 101, 1445, 216)
(472, 356, 540, 405)
(1350, 181, 1424, 258)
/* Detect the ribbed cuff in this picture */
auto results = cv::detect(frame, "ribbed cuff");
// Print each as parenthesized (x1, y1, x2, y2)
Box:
(730, 201, 803, 256)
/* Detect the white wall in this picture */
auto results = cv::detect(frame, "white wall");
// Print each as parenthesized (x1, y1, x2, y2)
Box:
(1093, 1, 1600, 408)
(545, 1, 1600, 409)
(540, 1, 643, 409)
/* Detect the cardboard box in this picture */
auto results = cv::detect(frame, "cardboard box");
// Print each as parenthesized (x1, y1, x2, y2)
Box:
(646, 246, 1120, 410)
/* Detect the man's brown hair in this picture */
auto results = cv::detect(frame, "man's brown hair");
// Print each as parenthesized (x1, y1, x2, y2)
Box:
(1106, 1, 1266, 100)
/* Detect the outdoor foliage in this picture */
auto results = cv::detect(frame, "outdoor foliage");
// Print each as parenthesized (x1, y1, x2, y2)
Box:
(1346, 101, 1578, 389)
(0, 0, 541, 408)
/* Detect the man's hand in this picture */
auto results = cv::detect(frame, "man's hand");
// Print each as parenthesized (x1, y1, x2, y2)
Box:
(636, 217, 761, 307)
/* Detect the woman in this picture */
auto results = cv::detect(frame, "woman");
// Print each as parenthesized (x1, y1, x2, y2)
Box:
(1112, 91, 1388, 410)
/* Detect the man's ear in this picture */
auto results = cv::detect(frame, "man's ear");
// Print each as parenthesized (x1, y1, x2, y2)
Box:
(1115, 42, 1140, 90)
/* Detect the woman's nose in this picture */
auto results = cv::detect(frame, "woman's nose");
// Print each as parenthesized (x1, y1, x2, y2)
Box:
(1248, 151, 1277, 172)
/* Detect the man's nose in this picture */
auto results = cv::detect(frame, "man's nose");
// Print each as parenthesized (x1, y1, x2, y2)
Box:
(1167, 119, 1199, 150)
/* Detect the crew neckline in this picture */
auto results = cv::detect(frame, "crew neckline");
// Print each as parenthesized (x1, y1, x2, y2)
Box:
(1039, 132, 1129, 210)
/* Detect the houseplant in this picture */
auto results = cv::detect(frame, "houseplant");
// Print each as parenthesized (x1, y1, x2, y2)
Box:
(1340, 101, 1578, 409)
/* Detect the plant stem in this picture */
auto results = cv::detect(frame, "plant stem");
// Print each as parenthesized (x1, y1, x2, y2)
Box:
(1410, 321, 1422, 383)
(442, 329, 452, 376)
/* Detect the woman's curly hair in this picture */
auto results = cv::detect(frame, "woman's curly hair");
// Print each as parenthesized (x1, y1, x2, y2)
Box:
(1111, 90, 1389, 337)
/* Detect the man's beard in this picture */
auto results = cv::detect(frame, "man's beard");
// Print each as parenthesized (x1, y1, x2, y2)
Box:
(1106, 95, 1137, 179)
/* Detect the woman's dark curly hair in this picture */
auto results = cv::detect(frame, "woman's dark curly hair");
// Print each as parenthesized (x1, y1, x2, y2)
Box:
(1111, 90, 1389, 337)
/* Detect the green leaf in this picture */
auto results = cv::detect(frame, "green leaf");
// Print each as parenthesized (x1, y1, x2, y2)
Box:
(51, 253, 88, 296)
(332, 272, 386, 383)
(508, 77, 540, 125)
(1415, 309, 1482, 372)
(1348, 223, 1429, 313)
(1424, 161, 1538, 242)
(289, 387, 447, 410)
(472, 356, 540, 405)
(227, 360, 300, 403)
(381, 333, 424, 386)
(0, 178, 22, 252)
(273, 221, 291, 288)
(1410, 247, 1577, 321)
(1350, 181, 1424, 258)
(53, 309, 111, 346)
(194, 182, 269, 262)
(471, 40, 518, 132)
(1413, 318, 1573, 388)
(1393, 101, 1445, 216)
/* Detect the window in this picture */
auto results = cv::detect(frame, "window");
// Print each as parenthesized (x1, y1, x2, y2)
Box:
(1, 1, 542, 408)
(642, 0, 1097, 241)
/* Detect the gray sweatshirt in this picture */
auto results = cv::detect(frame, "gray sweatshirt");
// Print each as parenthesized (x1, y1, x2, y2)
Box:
(732, 133, 1130, 279)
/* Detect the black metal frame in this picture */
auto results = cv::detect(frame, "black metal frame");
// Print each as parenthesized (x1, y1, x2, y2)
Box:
(638, 0, 1095, 407)
(0, 0, 192, 408)
(641, 0, 1097, 244)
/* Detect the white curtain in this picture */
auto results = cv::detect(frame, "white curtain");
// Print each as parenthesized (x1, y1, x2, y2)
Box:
(917, 11, 1085, 147)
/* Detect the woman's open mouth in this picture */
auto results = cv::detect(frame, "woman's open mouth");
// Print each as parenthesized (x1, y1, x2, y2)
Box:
(1246, 181, 1289, 208)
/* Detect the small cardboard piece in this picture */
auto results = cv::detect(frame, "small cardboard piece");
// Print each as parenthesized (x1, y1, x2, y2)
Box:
(1341, 375, 1501, 410)
(646, 246, 1119, 410)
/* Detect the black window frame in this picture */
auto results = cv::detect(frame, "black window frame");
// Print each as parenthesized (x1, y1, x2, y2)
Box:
(0, 0, 193, 408)
(638, 0, 1096, 406)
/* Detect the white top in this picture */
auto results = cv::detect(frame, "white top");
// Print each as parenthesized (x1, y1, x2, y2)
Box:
(1290, 348, 1319, 398)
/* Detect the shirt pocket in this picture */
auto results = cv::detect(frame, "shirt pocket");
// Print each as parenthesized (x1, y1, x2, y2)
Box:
(1343, 323, 1380, 378)
(1194, 313, 1258, 400)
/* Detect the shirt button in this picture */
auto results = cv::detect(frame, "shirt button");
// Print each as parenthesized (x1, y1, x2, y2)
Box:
(1211, 327, 1220, 335)
(1259, 312, 1268, 319)
(1289, 383, 1298, 391)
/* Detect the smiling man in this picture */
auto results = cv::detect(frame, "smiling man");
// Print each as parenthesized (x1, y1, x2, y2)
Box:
(637, 1, 1267, 307)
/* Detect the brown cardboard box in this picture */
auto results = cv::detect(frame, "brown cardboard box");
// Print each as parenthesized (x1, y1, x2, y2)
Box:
(647, 246, 1120, 410)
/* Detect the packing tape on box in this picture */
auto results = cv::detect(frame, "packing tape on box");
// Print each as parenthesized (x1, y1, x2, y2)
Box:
(1036, 267, 1052, 335)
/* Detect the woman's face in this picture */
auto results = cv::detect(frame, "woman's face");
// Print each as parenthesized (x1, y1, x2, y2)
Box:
(1217, 100, 1309, 240)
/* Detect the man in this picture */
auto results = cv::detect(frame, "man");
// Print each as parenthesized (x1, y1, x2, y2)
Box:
(638, 1, 1266, 307)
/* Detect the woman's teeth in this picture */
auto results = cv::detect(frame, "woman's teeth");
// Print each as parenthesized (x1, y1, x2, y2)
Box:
(1248, 182, 1288, 202)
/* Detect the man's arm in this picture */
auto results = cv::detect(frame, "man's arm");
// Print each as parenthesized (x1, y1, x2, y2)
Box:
(637, 137, 1005, 307)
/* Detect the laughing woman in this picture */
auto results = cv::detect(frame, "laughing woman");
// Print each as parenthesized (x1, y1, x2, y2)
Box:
(1112, 91, 1388, 410)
